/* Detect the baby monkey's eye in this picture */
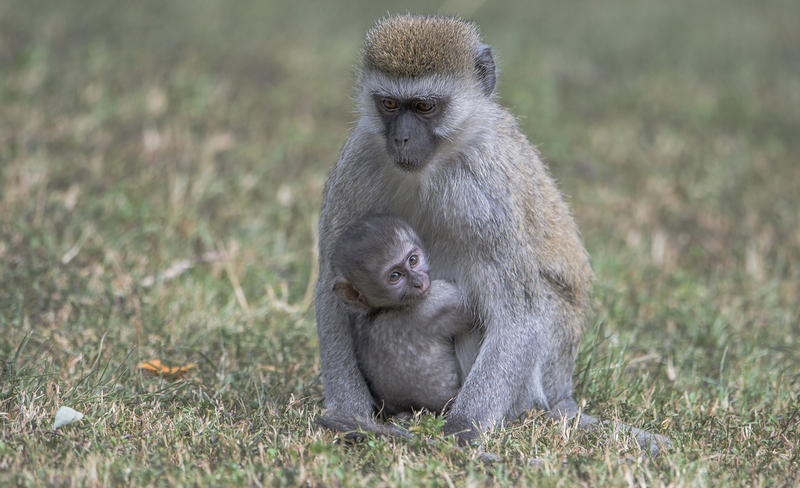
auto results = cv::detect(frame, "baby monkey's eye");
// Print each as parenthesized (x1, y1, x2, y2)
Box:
(408, 254, 419, 267)
(388, 271, 403, 283)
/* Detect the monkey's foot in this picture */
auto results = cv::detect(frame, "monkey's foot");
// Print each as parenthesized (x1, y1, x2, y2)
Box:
(611, 422, 671, 457)
(546, 400, 672, 457)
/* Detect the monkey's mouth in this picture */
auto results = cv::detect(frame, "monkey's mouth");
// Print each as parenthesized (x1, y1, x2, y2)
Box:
(401, 286, 430, 302)
(395, 157, 425, 172)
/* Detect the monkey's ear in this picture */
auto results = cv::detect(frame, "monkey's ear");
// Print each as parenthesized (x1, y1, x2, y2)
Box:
(332, 277, 371, 311)
(474, 45, 497, 97)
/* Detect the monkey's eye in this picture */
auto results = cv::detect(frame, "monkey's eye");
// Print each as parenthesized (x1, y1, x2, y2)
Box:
(413, 100, 436, 114)
(408, 255, 419, 267)
(388, 271, 403, 283)
(381, 98, 399, 112)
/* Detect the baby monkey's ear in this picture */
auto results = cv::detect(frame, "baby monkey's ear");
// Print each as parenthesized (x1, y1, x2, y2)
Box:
(332, 276, 371, 311)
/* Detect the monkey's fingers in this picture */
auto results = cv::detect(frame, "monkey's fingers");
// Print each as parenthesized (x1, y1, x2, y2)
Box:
(316, 413, 413, 440)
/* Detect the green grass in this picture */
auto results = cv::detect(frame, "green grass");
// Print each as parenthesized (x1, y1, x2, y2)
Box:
(1, 0, 798, 485)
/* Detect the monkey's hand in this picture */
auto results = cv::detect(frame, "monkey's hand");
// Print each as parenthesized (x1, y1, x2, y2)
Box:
(316, 413, 413, 440)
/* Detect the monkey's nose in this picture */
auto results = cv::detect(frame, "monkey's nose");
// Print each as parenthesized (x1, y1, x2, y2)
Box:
(394, 136, 409, 149)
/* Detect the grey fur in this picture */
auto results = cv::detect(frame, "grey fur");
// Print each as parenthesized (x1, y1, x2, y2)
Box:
(316, 14, 669, 455)
(353, 280, 472, 416)
(329, 213, 473, 416)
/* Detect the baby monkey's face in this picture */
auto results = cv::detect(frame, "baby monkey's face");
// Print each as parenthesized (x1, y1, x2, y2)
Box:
(330, 215, 431, 312)
(377, 237, 430, 305)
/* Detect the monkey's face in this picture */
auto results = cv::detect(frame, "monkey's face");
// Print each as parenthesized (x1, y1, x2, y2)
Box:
(372, 94, 445, 171)
(374, 243, 431, 307)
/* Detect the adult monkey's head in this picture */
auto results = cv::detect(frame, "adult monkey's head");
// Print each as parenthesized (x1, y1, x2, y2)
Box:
(357, 15, 497, 172)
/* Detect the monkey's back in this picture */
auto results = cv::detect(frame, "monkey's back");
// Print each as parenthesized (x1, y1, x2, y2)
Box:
(352, 280, 470, 415)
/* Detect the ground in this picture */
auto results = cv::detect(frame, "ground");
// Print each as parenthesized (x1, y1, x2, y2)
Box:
(1, 0, 798, 486)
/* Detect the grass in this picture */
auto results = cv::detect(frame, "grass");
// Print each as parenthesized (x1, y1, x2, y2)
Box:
(1, 0, 798, 485)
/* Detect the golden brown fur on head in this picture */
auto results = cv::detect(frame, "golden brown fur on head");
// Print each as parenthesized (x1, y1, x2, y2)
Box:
(362, 14, 483, 78)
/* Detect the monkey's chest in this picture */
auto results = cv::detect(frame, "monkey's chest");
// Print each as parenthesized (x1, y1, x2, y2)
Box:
(353, 327, 462, 415)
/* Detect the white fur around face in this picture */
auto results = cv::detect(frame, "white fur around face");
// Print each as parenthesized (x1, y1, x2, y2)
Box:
(357, 71, 494, 141)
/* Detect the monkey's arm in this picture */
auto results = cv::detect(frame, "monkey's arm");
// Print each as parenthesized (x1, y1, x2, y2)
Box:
(315, 163, 412, 438)
(424, 280, 482, 383)
(442, 262, 552, 441)
(421, 280, 473, 336)
(315, 287, 372, 415)
(436, 162, 587, 441)
(315, 279, 412, 438)
(418, 280, 480, 382)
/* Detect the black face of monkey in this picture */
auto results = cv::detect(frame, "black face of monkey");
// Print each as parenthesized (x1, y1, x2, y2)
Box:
(373, 95, 445, 171)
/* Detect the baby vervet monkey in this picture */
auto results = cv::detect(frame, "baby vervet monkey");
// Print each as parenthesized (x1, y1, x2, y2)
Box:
(330, 213, 476, 416)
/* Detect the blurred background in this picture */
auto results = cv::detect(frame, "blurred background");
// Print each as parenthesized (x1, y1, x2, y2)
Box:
(1, 0, 798, 482)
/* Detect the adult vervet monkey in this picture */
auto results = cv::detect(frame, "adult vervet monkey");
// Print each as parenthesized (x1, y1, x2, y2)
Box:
(316, 14, 666, 453)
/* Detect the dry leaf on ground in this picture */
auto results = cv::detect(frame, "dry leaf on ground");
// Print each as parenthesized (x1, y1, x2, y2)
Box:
(137, 359, 197, 380)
